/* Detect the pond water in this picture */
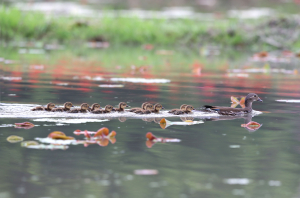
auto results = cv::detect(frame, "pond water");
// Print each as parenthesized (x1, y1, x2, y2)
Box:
(1, 46, 300, 198)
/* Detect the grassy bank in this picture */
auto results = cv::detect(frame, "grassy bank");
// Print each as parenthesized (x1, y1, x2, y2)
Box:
(0, 6, 299, 49)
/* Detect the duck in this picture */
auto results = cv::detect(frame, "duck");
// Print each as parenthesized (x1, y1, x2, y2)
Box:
(135, 104, 153, 114)
(31, 103, 56, 111)
(168, 104, 187, 114)
(203, 93, 263, 115)
(151, 103, 164, 113)
(89, 103, 101, 112)
(114, 102, 129, 112)
(51, 102, 74, 112)
(172, 105, 195, 115)
(68, 103, 89, 113)
(91, 105, 114, 114)
(129, 102, 151, 112)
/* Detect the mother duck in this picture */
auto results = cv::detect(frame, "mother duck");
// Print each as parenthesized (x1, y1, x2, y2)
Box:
(203, 93, 263, 115)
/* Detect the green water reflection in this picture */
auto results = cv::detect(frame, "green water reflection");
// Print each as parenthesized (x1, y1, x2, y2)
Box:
(1, 46, 300, 198)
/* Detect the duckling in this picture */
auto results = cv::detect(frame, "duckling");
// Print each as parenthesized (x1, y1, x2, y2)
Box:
(151, 103, 164, 113)
(129, 102, 150, 112)
(91, 105, 114, 114)
(114, 102, 129, 112)
(173, 105, 195, 115)
(168, 104, 187, 114)
(135, 104, 153, 114)
(89, 103, 101, 112)
(51, 102, 74, 112)
(68, 103, 89, 113)
(31, 103, 56, 111)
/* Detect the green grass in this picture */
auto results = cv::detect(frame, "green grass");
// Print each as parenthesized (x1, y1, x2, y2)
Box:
(0, 6, 299, 49)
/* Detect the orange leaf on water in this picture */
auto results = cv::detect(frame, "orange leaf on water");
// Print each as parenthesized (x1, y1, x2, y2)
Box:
(146, 132, 157, 141)
(94, 127, 109, 137)
(48, 131, 75, 140)
(240, 97, 245, 104)
(97, 138, 109, 147)
(108, 131, 117, 137)
(159, 118, 167, 129)
(146, 140, 155, 148)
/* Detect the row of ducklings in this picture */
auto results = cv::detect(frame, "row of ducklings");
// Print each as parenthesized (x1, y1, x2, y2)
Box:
(31, 102, 194, 115)
(31, 102, 126, 114)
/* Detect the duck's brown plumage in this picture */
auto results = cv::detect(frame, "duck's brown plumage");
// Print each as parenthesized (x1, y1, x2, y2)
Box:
(151, 103, 164, 113)
(129, 102, 150, 112)
(91, 105, 114, 114)
(51, 102, 74, 112)
(135, 104, 153, 114)
(68, 103, 89, 113)
(89, 103, 101, 112)
(203, 93, 263, 115)
(114, 102, 128, 112)
(172, 105, 194, 115)
(32, 103, 56, 111)
(168, 104, 187, 114)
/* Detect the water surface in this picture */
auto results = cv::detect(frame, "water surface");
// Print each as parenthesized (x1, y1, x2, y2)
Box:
(1, 46, 300, 198)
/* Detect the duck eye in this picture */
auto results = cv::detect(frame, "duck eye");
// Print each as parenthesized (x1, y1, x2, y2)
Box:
(254, 95, 257, 97)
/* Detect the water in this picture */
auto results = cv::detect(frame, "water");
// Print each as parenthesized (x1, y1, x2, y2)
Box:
(1, 46, 300, 198)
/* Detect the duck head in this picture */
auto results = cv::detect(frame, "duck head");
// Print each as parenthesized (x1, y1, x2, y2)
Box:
(119, 102, 128, 109)
(64, 102, 74, 109)
(47, 103, 56, 110)
(245, 93, 263, 108)
(91, 103, 101, 111)
(180, 104, 188, 110)
(80, 103, 89, 110)
(154, 103, 164, 111)
(185, 105, 195, 112)
(105, 105, 114, 112)
(142, 102, 151, 109)
(144, 104, 153, 110)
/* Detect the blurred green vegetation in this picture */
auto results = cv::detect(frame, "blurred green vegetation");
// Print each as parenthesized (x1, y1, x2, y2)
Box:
(0, 6, 279, 48)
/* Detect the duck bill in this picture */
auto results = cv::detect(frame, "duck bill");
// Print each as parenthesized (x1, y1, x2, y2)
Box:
(257, 97, 263, 102)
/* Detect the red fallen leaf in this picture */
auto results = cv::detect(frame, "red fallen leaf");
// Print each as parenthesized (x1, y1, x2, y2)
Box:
(74, 129, 82, 135)
(146, 132, 157, 141)
(84, 130, 91, 139)
(97, 138, 109, 147)
(94, 127, 109, 137)
(231, 103, 239, 108)
(15, 122, 35, 129)
(241, 121, 261, 130)
(146, 140, 155, 148)
(48, 131, 75, 140)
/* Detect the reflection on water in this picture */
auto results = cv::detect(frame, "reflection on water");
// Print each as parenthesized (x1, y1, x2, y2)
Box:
(1, 47, 300, 198)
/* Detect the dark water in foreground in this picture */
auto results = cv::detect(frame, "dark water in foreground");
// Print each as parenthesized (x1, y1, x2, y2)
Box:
(1, 47, 300, 198)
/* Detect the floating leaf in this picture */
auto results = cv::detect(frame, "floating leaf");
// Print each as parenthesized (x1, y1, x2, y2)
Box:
(94, 127, 109, 137)
(240, 97, 245, 105)
(97, 138, 109, 147)
(7, 135, 24, 143)
(146, 132, 157, 141)
(159, 118, 203, 129)
(48, 131, 75, 140)
(241, 121, 262, 131)
(231, 96, 239, 104)
(15, 122, 35, 129)
(21, 141, 39, 147)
